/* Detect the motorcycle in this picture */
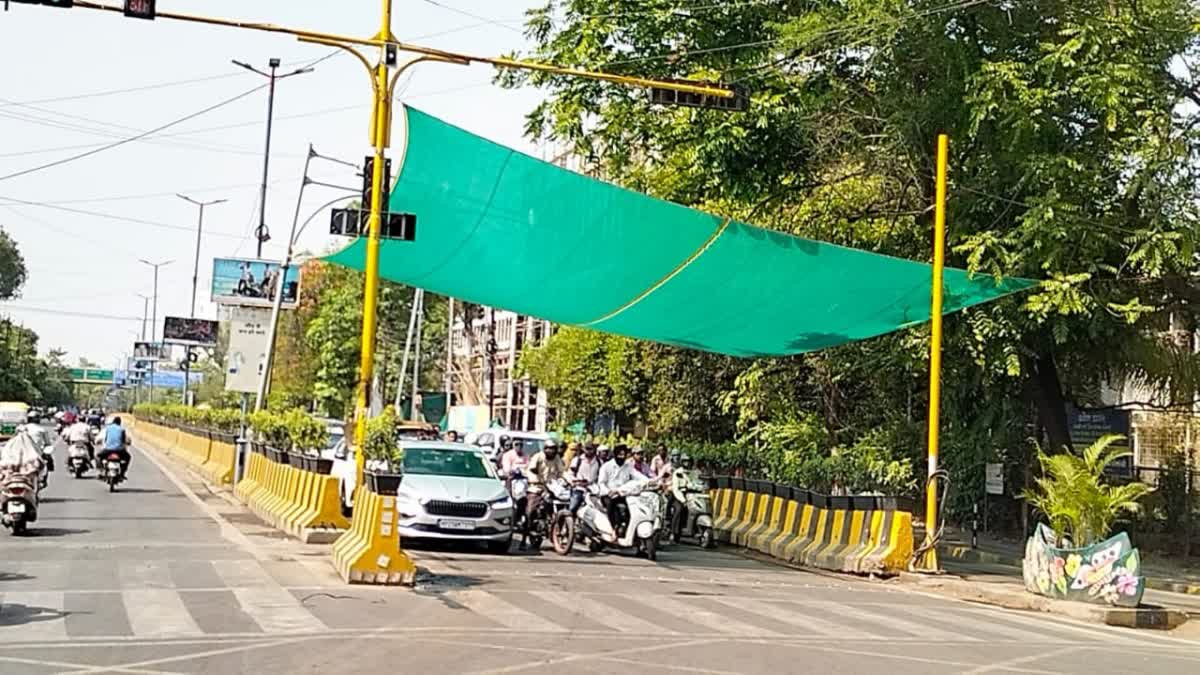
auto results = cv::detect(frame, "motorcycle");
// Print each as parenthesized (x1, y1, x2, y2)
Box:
(67, 440, 92, 478)
(100, 450, 125, 492)
(506, 467, 530, 532)
(38, 443, 53, 492)
(668, 468, 715, 548)
(574, 477, 664, 561)
(1, 472, 38, 535)
(521, 479, 573, 553)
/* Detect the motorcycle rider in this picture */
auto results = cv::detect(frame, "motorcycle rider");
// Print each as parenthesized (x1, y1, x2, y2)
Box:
(598, 444, 637, 533)
(670, 453, 697, 538)
(521, 439, 565, 550)
(64, 417, 95, 461)
(631, 447, 654, 478)
(99, 416, 131, 479)
(566, 443, 601, 513)
(499, 437, 527, 479)
(650, 443, 671, 478)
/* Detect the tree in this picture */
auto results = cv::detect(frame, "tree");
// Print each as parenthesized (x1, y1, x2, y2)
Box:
(0, 228, 27, 300)
(504, 0, 1200, 508)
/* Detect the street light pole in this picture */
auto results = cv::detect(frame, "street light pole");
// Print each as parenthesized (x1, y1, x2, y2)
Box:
(232, 58, 314, 258)
(177, 194, 226, 406)
(136, 294, 150, 341)
(139, 259, 172, 404)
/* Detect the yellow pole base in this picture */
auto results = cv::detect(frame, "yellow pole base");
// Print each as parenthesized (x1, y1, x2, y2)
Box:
(911, 539, 942, 574)
(331, 487, 417, 585)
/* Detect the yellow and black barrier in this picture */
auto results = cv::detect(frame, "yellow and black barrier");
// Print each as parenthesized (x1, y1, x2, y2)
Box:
(710, 476, 914, 575)
(234, 445, 351, 543)
(331, 483, 416, 585)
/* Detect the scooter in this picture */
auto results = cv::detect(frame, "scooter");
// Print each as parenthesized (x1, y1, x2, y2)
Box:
(506, 467, 530, 532)
(1, 472, 38, 535)
(67, 440, 92, 478)
(575, 477, 664, 561)
(38, 443, 54, 492)
(669, 468, 715, 548)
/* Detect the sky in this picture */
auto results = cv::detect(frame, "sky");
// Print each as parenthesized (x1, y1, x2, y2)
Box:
(0, 0, 549, 368)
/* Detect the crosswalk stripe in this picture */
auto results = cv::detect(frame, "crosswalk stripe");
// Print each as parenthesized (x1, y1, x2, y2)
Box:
(903, 606, 1059, 643)
(806, 601, 977, 642)
(710, 597, 875, 638)
(118, 561, 173, 589)
(531, 591, 675, 634)
(0, 591, 68, 641)
(231, 587, 327, 634)
(122, 589, 203, 638)
(450, 590, 567, 633)
(640, 594, 779, 636)
(211, 560, 277, 589)
(939, 603, 1148, 646)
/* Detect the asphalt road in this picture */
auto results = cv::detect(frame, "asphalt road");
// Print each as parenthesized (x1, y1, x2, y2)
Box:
(0, 435, 1196, 674)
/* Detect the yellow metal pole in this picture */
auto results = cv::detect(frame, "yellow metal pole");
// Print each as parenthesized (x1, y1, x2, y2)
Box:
(352, 0, 394, 490)
(918, 133, 949, 572)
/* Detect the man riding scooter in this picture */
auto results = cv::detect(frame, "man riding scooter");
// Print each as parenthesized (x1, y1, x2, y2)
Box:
(669, 454, 715, 547)
(598, 444, 638, 533)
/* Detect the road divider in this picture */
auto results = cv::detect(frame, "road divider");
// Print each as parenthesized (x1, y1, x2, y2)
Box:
(130, 418, 235, 487)
(331, 485, 416, 585)
(710, 476, 914, 575)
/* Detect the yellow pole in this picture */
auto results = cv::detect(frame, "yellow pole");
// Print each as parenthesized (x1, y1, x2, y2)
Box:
(352, 0, 394, 489)
(918, 133, 949, 572)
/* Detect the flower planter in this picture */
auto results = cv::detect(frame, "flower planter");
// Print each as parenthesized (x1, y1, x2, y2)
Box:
(365, 471, 402, 495)
(1023, 523, 1145, 607)
(286, 452, 304, 469)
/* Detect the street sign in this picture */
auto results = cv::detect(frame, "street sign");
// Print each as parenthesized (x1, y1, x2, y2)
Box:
(123, 0, 154, 19)
(225, 306, 270, 393)
(985, 463, 1004, 495)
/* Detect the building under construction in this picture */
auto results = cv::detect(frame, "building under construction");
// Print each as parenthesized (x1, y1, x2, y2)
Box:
(448, 307, 552, 432)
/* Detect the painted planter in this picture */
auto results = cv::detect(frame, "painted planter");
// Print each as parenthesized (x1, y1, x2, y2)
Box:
(1022, 523, 1145, 607)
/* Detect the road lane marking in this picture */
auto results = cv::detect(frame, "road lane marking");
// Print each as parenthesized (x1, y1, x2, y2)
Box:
(962, 647, 1084, 674)
(0, 591, 68, 641)
(448, 590, 568, 633)
(122, 589, 203, 638)
(708, 597, 874, 638)
(636, 594, 779, 636)
(230, 587, 327, 634)
(118, 561, 173, 589)
(804, 600, 975, 641)
(905, 605, 1069, 643)
(531, 590, 675, 634)
(211, 560, 276, 589)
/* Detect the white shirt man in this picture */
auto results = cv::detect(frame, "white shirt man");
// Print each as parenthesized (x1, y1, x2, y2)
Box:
(598, 451, 638, 496)
(65, 421, 93, 445)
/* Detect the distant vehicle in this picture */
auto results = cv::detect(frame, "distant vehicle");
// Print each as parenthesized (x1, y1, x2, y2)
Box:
(0, 402, 29, 442)
(470, 429, 551, 463)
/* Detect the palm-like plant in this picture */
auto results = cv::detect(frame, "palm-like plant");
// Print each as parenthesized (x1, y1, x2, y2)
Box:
(1023, 434, 1151, 547)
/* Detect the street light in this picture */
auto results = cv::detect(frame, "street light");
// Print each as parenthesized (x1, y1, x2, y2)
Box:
(135, 294, 151, 341)
(139, 258, 172, 403)
(231, 58, 314, 257)
(176, 194, 226, 317)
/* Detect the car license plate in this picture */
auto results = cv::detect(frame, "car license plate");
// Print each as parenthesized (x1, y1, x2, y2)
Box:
(439, 519, 475, 531)
(7, 502, 25, 514)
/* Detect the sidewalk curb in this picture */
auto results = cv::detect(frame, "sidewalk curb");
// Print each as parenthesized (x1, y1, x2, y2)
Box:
(938, 544, 1200, 596)
(897, 571, 1189, 630)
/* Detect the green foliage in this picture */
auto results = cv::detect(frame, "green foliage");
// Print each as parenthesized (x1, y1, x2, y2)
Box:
(1158, 450, 1194, 535)
(1023, 435, 1151, 546)
(363, 407, 399, 463)
(247, 409, 291, 449)
(0, 228, 27, 301)
(519, 327, 646, 427)
(134, 404, 242, 435)
(282, 408, 328, 452)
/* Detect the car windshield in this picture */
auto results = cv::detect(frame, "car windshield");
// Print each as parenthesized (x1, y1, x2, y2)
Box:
(402, 447, 493, 478)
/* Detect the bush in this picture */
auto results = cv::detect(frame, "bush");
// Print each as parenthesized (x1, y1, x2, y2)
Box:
(363, 407, 400, 464)
(247, 409, 291, 449)
(284, 408, 328, 452)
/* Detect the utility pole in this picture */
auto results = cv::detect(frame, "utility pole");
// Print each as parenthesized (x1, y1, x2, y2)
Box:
(140, 259, 172, 404)
(136, 294, 150, 340)
(487, 307, 496, 426)
(232, 58, 313, 258)
(177, 194, 225, 406)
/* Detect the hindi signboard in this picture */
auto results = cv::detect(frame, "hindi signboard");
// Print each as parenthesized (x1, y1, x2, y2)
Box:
(985, 463, 1004, 495)
(211, 257, 300, 309)
(225, 306, 270, 393)
(162, 316, 219, 347)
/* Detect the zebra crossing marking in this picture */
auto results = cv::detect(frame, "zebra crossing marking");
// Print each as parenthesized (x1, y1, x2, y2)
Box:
(123, 589, 203, 638)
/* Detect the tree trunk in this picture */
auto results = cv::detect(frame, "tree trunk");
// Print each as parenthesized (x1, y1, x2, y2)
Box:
(1029, 353, 1072, 452)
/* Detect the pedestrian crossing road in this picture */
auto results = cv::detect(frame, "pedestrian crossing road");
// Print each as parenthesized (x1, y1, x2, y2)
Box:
(0, 441, 1194, 674)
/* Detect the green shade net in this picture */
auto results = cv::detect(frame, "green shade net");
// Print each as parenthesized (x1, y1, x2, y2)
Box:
(326, 106, 1035, 358)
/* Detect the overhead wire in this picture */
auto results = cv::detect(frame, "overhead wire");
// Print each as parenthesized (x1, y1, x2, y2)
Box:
(0, 304, 144, 322)
(0, 84, 269, 184)
(0, 195, 246, 239)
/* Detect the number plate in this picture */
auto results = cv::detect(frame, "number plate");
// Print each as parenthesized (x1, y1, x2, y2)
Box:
(7, 502, 25, 514)
(438, 519, 475, 531)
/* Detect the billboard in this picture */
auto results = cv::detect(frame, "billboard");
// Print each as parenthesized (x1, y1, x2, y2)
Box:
(211, 257, 300, 308)
(163, 316, 219, 347)
(225, 306, 271, 393)
(132, 341, 166, 361)
(114, 369, 202, 389)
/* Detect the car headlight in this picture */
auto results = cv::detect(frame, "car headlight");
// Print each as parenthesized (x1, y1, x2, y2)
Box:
(489, 495, 513, 510)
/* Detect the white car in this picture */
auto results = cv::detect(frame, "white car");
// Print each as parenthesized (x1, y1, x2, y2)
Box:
(469, 429, 551, 463)
(392, 442, 514, 553)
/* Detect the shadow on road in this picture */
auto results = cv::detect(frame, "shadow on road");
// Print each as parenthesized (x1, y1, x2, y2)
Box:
(24, 527, 90, 538)
(0, 602, 73, 627)
(0, 571, 35, 582)
(110, 488, 162, 495)
(39, 496, 92, 504)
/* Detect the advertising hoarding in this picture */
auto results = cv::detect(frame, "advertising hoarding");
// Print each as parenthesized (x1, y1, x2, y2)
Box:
(132, 341, 166, 361)
(211, 257, 300, 308)
(163, 316, 219, 346)
(225, 306, 271, 393)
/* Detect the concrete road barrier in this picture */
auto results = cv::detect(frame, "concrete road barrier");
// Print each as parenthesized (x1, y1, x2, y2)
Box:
(709, 477, 914, 575)
(133, 420, 235, 486)
(331, 486, 416, 585)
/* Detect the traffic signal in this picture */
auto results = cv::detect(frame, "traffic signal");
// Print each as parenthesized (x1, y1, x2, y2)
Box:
(361, 156, 392, 210)
(6, 1, 74, 8)
(650, 81, 748, 112)
(329, 208, 415, 242)
(123, 0, 155, 19)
